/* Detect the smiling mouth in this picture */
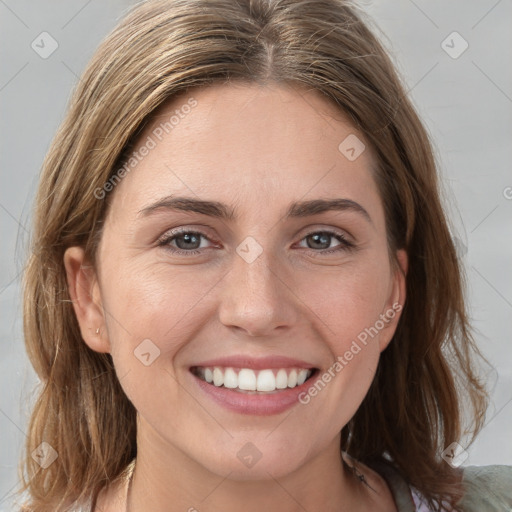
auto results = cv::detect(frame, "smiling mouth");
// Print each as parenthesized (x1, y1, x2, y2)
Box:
(190, 366, 318, 394)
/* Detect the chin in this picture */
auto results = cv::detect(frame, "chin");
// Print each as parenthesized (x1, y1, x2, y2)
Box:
(192, 437, 309, 481)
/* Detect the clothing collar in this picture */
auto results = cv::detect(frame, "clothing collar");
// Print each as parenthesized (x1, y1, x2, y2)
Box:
(370, 460, 417, 512)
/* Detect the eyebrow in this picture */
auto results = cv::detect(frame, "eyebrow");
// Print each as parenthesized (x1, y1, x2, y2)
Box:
(137, 195, 372, 225)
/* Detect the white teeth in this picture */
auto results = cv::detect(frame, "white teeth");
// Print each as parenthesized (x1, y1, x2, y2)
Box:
(287, 369, 298, 388)
(256, 369, 275, 392)
(238, 369, 256, 391)
(197, 366, 313, 392)
(213, 367, 224, 387)
(223, 367, 238, 389)
(297, 369, 308, 385)
(275, 369, 288, 389)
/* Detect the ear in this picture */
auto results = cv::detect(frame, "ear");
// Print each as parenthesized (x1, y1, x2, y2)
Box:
(378, 248, 408, 352)
(63, 246, 111, 353)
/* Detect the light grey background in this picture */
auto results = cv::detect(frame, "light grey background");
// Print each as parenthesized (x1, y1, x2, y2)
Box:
(1, 0, 511, 509)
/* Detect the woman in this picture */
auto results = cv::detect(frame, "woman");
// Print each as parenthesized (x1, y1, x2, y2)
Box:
(19, 0, 512, 511)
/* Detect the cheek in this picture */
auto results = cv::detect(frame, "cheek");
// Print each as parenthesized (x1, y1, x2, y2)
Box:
(99, 259, 223, 409)
(297, 261, 390, 417)
(101, 247, 390, 383)
(99, 241, 390, 415)
(101, 258, 218, 347)
(99, 265, 213, 436)
(305, 259, 391, 349)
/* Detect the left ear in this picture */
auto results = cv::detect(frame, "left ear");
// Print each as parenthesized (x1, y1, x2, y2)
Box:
(378, 248, 408, 352)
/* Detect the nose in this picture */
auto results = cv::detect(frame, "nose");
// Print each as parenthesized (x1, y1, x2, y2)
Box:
(217, 245, 299, 338)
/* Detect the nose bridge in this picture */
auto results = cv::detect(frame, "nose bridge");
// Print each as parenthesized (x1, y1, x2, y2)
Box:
(218, 238, 296, 336)
(237, 247, 276, 296)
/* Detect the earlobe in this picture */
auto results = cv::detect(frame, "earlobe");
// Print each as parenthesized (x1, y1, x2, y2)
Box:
(63, 246, 111, 354)
(378, 248, 408, 352)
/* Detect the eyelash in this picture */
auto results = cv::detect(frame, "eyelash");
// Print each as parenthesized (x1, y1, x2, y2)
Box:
(157, 228, 355, 257)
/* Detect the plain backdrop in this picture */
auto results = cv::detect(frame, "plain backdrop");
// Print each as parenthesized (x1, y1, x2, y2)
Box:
(1, 0, 511, 509)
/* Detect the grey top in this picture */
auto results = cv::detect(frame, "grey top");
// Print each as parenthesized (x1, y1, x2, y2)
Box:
(375, 462, 512, 511)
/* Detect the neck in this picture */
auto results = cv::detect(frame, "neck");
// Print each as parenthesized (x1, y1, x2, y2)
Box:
(125, 419, 374, 512)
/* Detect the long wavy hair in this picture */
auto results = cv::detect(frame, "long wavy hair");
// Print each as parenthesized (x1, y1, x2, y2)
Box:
(19, 0, 489, 510)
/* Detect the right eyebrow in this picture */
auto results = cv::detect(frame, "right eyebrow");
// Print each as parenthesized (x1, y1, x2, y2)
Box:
(137, 196, 236, 220)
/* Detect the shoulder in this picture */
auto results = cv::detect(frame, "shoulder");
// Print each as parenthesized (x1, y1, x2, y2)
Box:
(458, 465, 512, 511)
(370, 460, 512, 512)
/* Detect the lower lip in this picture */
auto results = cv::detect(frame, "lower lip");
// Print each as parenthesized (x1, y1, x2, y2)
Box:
(191, 370, 319, 416)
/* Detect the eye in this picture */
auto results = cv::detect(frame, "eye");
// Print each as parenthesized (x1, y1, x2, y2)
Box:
(157, 229, 215, 256)
(297, 230, 355, 254)
(157, 227, 355, 257)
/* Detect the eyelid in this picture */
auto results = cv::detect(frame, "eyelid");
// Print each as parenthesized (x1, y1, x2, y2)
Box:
(156, 226, 217, 247)
(299, 225, 353, 242)
(157, 225, 356, 256)
(295, 228, 355, 252)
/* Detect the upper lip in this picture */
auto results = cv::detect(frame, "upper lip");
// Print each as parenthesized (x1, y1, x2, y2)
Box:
(191, 355, 316, 370)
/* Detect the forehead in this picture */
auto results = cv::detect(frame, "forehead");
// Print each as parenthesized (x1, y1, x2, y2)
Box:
(106, 82, 382, 227)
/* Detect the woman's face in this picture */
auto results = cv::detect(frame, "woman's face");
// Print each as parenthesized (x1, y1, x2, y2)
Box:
(66, 82, 406, 479)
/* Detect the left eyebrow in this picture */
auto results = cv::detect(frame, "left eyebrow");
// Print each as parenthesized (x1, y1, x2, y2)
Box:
(287, 198, 372, 225)
(137, 195, 373, 226)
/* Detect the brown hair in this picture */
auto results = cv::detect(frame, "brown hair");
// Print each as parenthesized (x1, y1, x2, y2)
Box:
(19, 0, 489, 510)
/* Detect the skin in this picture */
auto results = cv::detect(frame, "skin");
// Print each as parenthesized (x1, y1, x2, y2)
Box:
(65, 82, 407, 512)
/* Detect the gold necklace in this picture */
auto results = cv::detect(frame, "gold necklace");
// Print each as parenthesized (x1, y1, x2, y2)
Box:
(125, 459, 135, 512)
